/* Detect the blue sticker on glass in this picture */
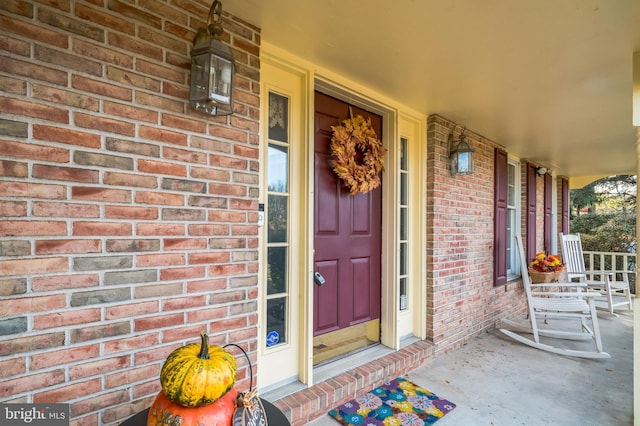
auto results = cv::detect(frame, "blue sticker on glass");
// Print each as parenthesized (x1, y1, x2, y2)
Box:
(266, 331, 279, 347)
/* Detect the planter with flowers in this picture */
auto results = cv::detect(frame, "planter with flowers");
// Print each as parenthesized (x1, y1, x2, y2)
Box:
(528, 252, 565, 283)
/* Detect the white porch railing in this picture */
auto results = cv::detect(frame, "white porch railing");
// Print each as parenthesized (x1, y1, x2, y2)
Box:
(583, 250, 637, 294)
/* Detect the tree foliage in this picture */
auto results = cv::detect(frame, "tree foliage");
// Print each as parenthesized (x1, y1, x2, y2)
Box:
(570, 175, 636, 254)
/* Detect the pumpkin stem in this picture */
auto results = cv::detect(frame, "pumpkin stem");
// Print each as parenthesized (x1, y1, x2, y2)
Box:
(198, 332, 210, 360)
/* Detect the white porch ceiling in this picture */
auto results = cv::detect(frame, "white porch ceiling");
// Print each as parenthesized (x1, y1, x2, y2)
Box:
(223, 0, 640, 184)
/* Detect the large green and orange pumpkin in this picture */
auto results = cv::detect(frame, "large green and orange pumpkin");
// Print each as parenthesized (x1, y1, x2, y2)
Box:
(159, 332, 237, 407)
(147, 387, 238, 426)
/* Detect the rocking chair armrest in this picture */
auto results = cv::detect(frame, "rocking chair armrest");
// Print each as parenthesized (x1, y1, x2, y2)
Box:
(534, 291, 602, 298)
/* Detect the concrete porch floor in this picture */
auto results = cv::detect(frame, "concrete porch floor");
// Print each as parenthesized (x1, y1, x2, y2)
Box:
(307, 308, 633, 426)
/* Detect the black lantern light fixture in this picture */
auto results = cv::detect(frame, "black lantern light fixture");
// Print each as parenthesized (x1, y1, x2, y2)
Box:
(189, 0, 235, 116)
(448, 124, 475, 175)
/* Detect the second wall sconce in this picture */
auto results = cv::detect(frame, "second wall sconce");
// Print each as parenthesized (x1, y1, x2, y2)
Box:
(535, 166, 548, 176)
(189, 0, 235, 116)
(448, 124, 475, 175)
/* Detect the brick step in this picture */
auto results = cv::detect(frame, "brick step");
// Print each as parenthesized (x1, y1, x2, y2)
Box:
(272, 339, 435, 425)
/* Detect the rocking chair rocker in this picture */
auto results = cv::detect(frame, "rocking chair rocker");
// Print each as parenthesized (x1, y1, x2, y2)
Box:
(500, 235, 610, 359)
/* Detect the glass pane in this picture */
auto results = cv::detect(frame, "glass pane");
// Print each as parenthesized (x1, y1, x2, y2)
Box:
(268, 194, 287, 242)
(268, 144, 288, 192)
(399, 277, 407, 311)
(266, 297, 287, 346)
(400, 173, 407, 205)
(400, 137, 408, 171)
(400, 242, 407, 275)
(400, 207, 407, 241)
(268, 92, 288, 142)
(267, 247, 287, 295)
(507, 164, 515, 205)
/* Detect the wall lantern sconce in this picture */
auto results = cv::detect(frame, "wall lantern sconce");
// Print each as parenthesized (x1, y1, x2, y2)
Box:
(448, 124, 475, 175)
(189, 0, 235, 116)
(535, 166, 548, 176)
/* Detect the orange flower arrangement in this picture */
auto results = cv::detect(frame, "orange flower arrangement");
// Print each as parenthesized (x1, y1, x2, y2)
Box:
(330, 115, 387, 195)
(528, 252, 565, 273)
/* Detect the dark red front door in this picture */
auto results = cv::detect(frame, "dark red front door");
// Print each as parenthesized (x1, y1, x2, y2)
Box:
(313, 91, 382, 337)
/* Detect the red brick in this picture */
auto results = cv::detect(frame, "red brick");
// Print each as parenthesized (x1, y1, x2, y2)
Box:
(33, 124, 101, 148)
(33, 202, 100, 218)
(35, 45, 102, 76)
(163, 81, 189, 99)
(105, 303, 159, 321)
(161, 114, 207, 133)
(190, 167, 230, 182)
(163, 147, 207, 164)
(74, 113, 135, 137)
(189, 252, 230, 264)
(134, 313, 184, 331)
(187, 306, 231, 323)
(73, 39, 133, 68)
(34, 378, 102, 403)
(135, 191, 184, 206)
(0, 370, 66, 397)
(0, 96, 69, 123)
(104, 205, 158, 220)
(35, 239, 101, 255)
(211, 126, 248, 143)
(0, 201, 27, 217)
(136, 253, 185, 267)
(0, 15, 68, 48)
(30, 344, 100, 370)
(32, 273, 99, 291)
(163, 238, 207, 251)
(75, 3, 136, 35)
(33, 164, 99, 183)
(69, 355, 130, 381)
(135, 92, 183, 112)
(138, 159, 186, 177)
(31, 85, 100, 112)
(161, 324, 204, 344)
(72, 187, 131, 203)
(0, 181, 65, 199)
(188, 224, 229, 236)
(208, 183, 247, 197)
(104, 172, 158, 188)
(72, 75, 132, 101)
(0, 33, 30, 56)
(108, 32, 162, 61)
(71, 389, 130, 417)
(0, 357, 26, 379)
(106, 66, 160, 91)
(208, 263, 246, 276)
(136, 58, 187, 82)
(0, 160, 28, 178)
(0, 294, 66, 316)
(0, 75, 27, 95)
(159, 266, 205, 281)
(106, 365, 158, 388)
(210, 154, 247, 170)
(162, 295, 207, 311)
(234, 144, 259, 159)
(103, 101, 158, 123)
(136, 223, 185, 236)
(139, 125, 188, 146)
(72, 222, 133, 236)
(0, 220, 66, 236)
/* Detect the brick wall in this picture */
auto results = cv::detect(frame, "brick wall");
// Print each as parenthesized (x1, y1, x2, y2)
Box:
(0, 0, 260, 424)
(426, 114, 526, 350)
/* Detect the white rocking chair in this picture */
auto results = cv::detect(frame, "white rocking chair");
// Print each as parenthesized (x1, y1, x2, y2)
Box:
(559, 232, 633, 315)
(500, 235, 610, 359)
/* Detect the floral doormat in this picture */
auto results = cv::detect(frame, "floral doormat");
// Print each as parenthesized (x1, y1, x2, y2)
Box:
(328, 377, 456, 426)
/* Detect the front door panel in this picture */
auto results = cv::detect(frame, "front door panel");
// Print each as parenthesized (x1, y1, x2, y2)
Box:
(313, 91, 382, 339)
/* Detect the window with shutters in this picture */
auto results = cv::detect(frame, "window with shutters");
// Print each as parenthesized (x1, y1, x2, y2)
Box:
(494, 148, 521, 285)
